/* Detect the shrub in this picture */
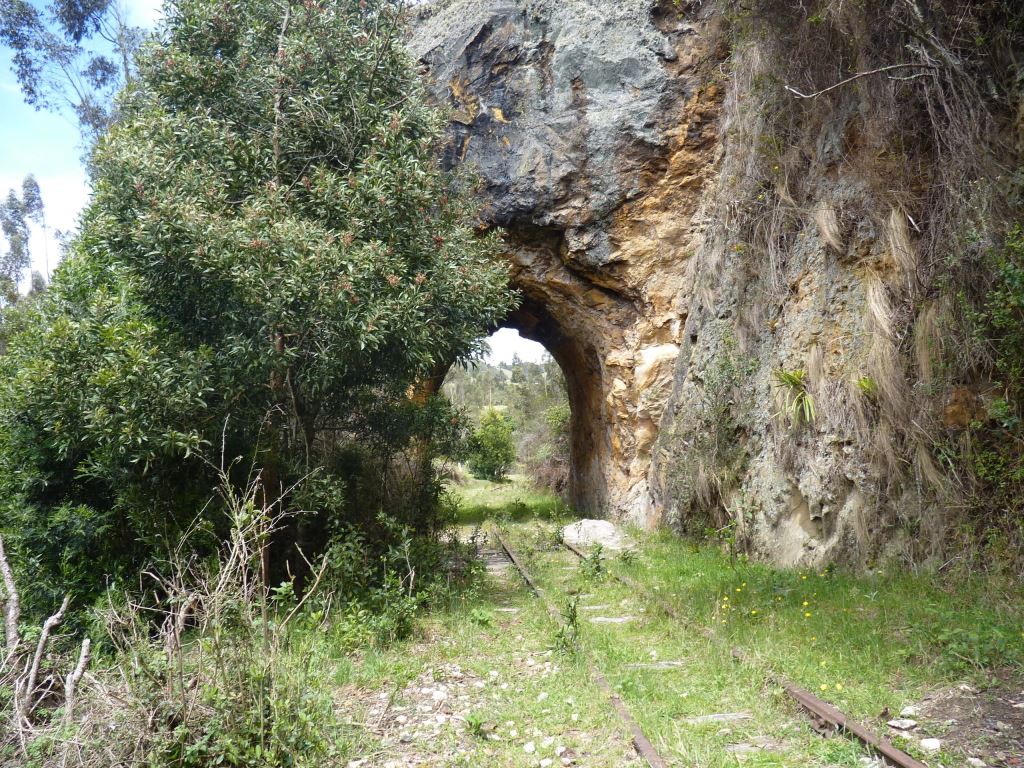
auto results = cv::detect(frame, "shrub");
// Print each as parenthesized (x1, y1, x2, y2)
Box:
(526, 403, 571, 494)
(0, 0, 513, 613)
(950, 225, 1024, 564)
(773, 368, 816, 426)
(466, 408, 517, 481)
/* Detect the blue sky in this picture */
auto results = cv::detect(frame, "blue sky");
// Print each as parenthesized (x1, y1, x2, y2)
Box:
(0, 0, 163, 281)
(0, 0, 543, 365)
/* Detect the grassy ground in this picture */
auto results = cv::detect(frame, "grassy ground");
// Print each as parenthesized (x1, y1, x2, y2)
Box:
(335, 478, 1023, 767)
(450, 472, 570, 525)
(503, 521, 1024, 768)
(328, 476, 647, 766)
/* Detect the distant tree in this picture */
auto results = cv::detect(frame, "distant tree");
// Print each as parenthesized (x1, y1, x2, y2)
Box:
(0, 175, 44, 305)
(467, 408, 517, 481)
(28, 270, 46, 294)
(0, 0, 144, 144)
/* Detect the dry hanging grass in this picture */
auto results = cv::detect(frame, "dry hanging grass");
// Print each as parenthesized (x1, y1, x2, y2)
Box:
(814, 202, 843, 254)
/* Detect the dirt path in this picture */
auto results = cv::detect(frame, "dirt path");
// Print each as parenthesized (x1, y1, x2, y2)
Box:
(344, 529, 641, 767)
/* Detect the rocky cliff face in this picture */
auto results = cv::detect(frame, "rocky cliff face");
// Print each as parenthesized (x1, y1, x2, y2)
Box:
(411, 0, 721, 520)
(411, 0, 1020, 566)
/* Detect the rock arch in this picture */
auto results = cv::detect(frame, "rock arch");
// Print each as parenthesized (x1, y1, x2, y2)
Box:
(411, 0, 721, 522)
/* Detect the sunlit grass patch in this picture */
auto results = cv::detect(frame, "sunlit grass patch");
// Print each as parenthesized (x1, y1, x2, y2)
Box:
(620, 531, 1024, 691)
(501, 520, 1024, 767)
(450, 473, 572, 525)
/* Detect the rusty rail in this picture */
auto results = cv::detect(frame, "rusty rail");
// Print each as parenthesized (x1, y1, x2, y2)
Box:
(560, 539, 927, 768)
(493, 529, 668, 768)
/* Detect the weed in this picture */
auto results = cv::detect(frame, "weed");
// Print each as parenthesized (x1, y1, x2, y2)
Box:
(854, 376, 878, 400)
(773, 368, 816, 426)
(465, 711, 495, 738)
(554, 595, 581, 656)
(579, 544, 605, 580)
(469, 607, 494, 627)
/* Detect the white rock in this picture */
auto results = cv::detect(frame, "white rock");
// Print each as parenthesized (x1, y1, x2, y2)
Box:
(887, 719, 918, 730)
(967, 758, 986, 767)
(899, 706, 919, 717)
(561, 519, 631, 551)
(919, 738, 942, 752)
(539, 760, 554, 768)
(524, 741, 536, 754)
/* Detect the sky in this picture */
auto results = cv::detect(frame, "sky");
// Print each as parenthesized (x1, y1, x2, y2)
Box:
(0, 0, 542, 364)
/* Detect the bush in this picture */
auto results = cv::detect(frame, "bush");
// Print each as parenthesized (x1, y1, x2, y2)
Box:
(466, 408, 517, 481)
(0, 0, 513, 613)
(951, 225, 1024, 564)
(0, 469, 487, 766)
(525, 403, 570, 494)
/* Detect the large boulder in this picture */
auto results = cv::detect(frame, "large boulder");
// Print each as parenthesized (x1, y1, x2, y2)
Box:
(561, 519, 632, 552)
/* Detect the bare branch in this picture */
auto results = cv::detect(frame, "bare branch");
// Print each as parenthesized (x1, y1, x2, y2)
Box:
(63, 637, 91, 722)
(22, 594, 71, 715)
(784, 63, 938, 99)
(0, 534, 20, 659)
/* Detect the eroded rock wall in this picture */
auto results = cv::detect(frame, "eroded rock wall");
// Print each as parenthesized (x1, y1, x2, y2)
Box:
(411, 0, 721, 517)
(411, 0, 1019, 565)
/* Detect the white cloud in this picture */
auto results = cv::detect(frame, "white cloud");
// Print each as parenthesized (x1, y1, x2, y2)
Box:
(485, 328, 549, 365)
(125, 0, 165, 29)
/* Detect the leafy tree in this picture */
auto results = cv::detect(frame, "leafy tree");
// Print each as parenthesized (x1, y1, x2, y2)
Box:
(444, 355, 569, 491)
(467, 408, 517, 481)
(0, 0, 143, 143)
(0, 174, 45, 305)
(0, 0, 513, 609)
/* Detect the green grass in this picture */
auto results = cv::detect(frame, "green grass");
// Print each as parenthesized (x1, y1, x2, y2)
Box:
(448, 473, 571, 525)
(502, 520, 1024, 768)
(339, 531, 644, 766)
(336, 492, 1023, 767)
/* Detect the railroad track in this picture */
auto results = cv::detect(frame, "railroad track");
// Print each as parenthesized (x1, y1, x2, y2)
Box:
(491, 528, 668, 768)
(557, 537, 927, 768)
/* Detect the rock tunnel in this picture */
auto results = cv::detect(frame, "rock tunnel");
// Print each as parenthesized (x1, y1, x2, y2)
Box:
(501, 293, 609, 515)
(411, 0, 721, 523)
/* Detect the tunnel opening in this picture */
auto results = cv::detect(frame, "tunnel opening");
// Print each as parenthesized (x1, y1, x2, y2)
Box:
(433, 294, 611, 516)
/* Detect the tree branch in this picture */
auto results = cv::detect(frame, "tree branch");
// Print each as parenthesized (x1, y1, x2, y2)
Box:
(63, 637, 91, 722)
(0, 534, 20, 659)
(784, 63, 938, 99)
(22, 594, 71, 716)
